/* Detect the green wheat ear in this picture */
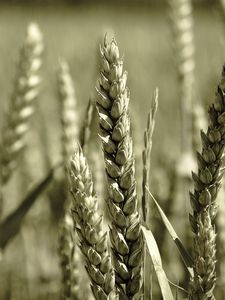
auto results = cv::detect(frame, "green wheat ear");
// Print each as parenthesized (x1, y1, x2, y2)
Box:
(0, 23, 43, 184)
(96, 36, 143, 298)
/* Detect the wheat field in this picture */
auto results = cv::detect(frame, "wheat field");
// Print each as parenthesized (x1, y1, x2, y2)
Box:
(0, 1, 225, 300)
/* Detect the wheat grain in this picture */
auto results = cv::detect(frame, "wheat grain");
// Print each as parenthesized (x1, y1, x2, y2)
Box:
(189, 65, 225, 299)
(0, 23, 43, 184)
(96, 37, 143, 298)
(70, 146, 116, 300)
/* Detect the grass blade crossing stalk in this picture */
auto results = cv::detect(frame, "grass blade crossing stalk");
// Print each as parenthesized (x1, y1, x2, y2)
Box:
(141, 226, 174, 300)
(188, 66, 225, 299)
(0, 23, 43, 184)
(69, 146, 116, 300)
(141, 88, 158, 223)
(147, 188, 194, 276)
(96, 37, 143, 298)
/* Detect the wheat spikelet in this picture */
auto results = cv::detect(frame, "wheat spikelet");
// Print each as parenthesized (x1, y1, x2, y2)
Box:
(141, 88, 158, 223)
(0, 23, 43, 184)
(168, 0, 195, 154)
(70, 146, 116, 300)
(188, 66, 225, 299)
(96, 37, 143, 298)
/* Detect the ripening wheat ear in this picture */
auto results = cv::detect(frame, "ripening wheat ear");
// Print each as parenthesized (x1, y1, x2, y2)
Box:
(188, 65, 225, 299)
(168, 0, 195, 155)
(0, 23, 43, 184)
(57, 59, 81, 300)
(70, 146, 116, 300)
(96, 37, 143, 298)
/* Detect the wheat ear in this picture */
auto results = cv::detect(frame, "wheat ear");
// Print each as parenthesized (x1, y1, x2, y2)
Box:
(141, 89, 158, 223)
(0, 23, 43, 184)
(96, 37, 143, 298)
(188, 66, 225, 299)
(58, 59, 79, 163)
(168, 0, 195, 154)
(70, 146, 116, 300)
(57, 59, 81, 300)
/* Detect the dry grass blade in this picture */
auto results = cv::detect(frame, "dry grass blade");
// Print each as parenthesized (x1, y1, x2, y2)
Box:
(141, 226, 174, 300)
(70, 146, 116, 300)
(96, 36, 143, 298)
(147, 188, 194, 276)
(141, 88, 158, 223)
(0, 165, 54, 250)
(188, 65, 225, 299)
(0, 23, 43, 184)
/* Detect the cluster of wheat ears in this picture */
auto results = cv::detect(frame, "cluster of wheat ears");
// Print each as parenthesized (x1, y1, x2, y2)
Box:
(1, 4, 225, 299)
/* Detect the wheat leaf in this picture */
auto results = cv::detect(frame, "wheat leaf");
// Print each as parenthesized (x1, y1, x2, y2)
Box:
(0, 165, 56, 250)
(141, 226, 174, 300)
(147, 188, 194, 277)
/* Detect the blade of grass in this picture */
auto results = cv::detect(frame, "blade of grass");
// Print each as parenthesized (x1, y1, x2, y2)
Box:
(147, 188, 194, 277)
(0, 164, 60, 250)
(141, 225, 174, 300)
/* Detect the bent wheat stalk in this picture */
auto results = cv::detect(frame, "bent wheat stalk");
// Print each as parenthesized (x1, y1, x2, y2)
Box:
(0, 23, 43, 184)
(70, 146, 116, 300)
(96, 37, 143, 298)
(189, 65, 225, 299)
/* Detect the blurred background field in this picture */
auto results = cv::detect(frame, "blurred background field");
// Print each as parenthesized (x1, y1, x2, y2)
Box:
(0, 1, 224, 299)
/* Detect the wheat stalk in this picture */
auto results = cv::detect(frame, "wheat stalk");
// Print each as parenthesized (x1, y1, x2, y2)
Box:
(188, 66, 225, 299)
(69, 146, 116, 300)
(96, 37, 143, 298)
(141, 88, 158, 223)
(0, 23, 43, 184)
